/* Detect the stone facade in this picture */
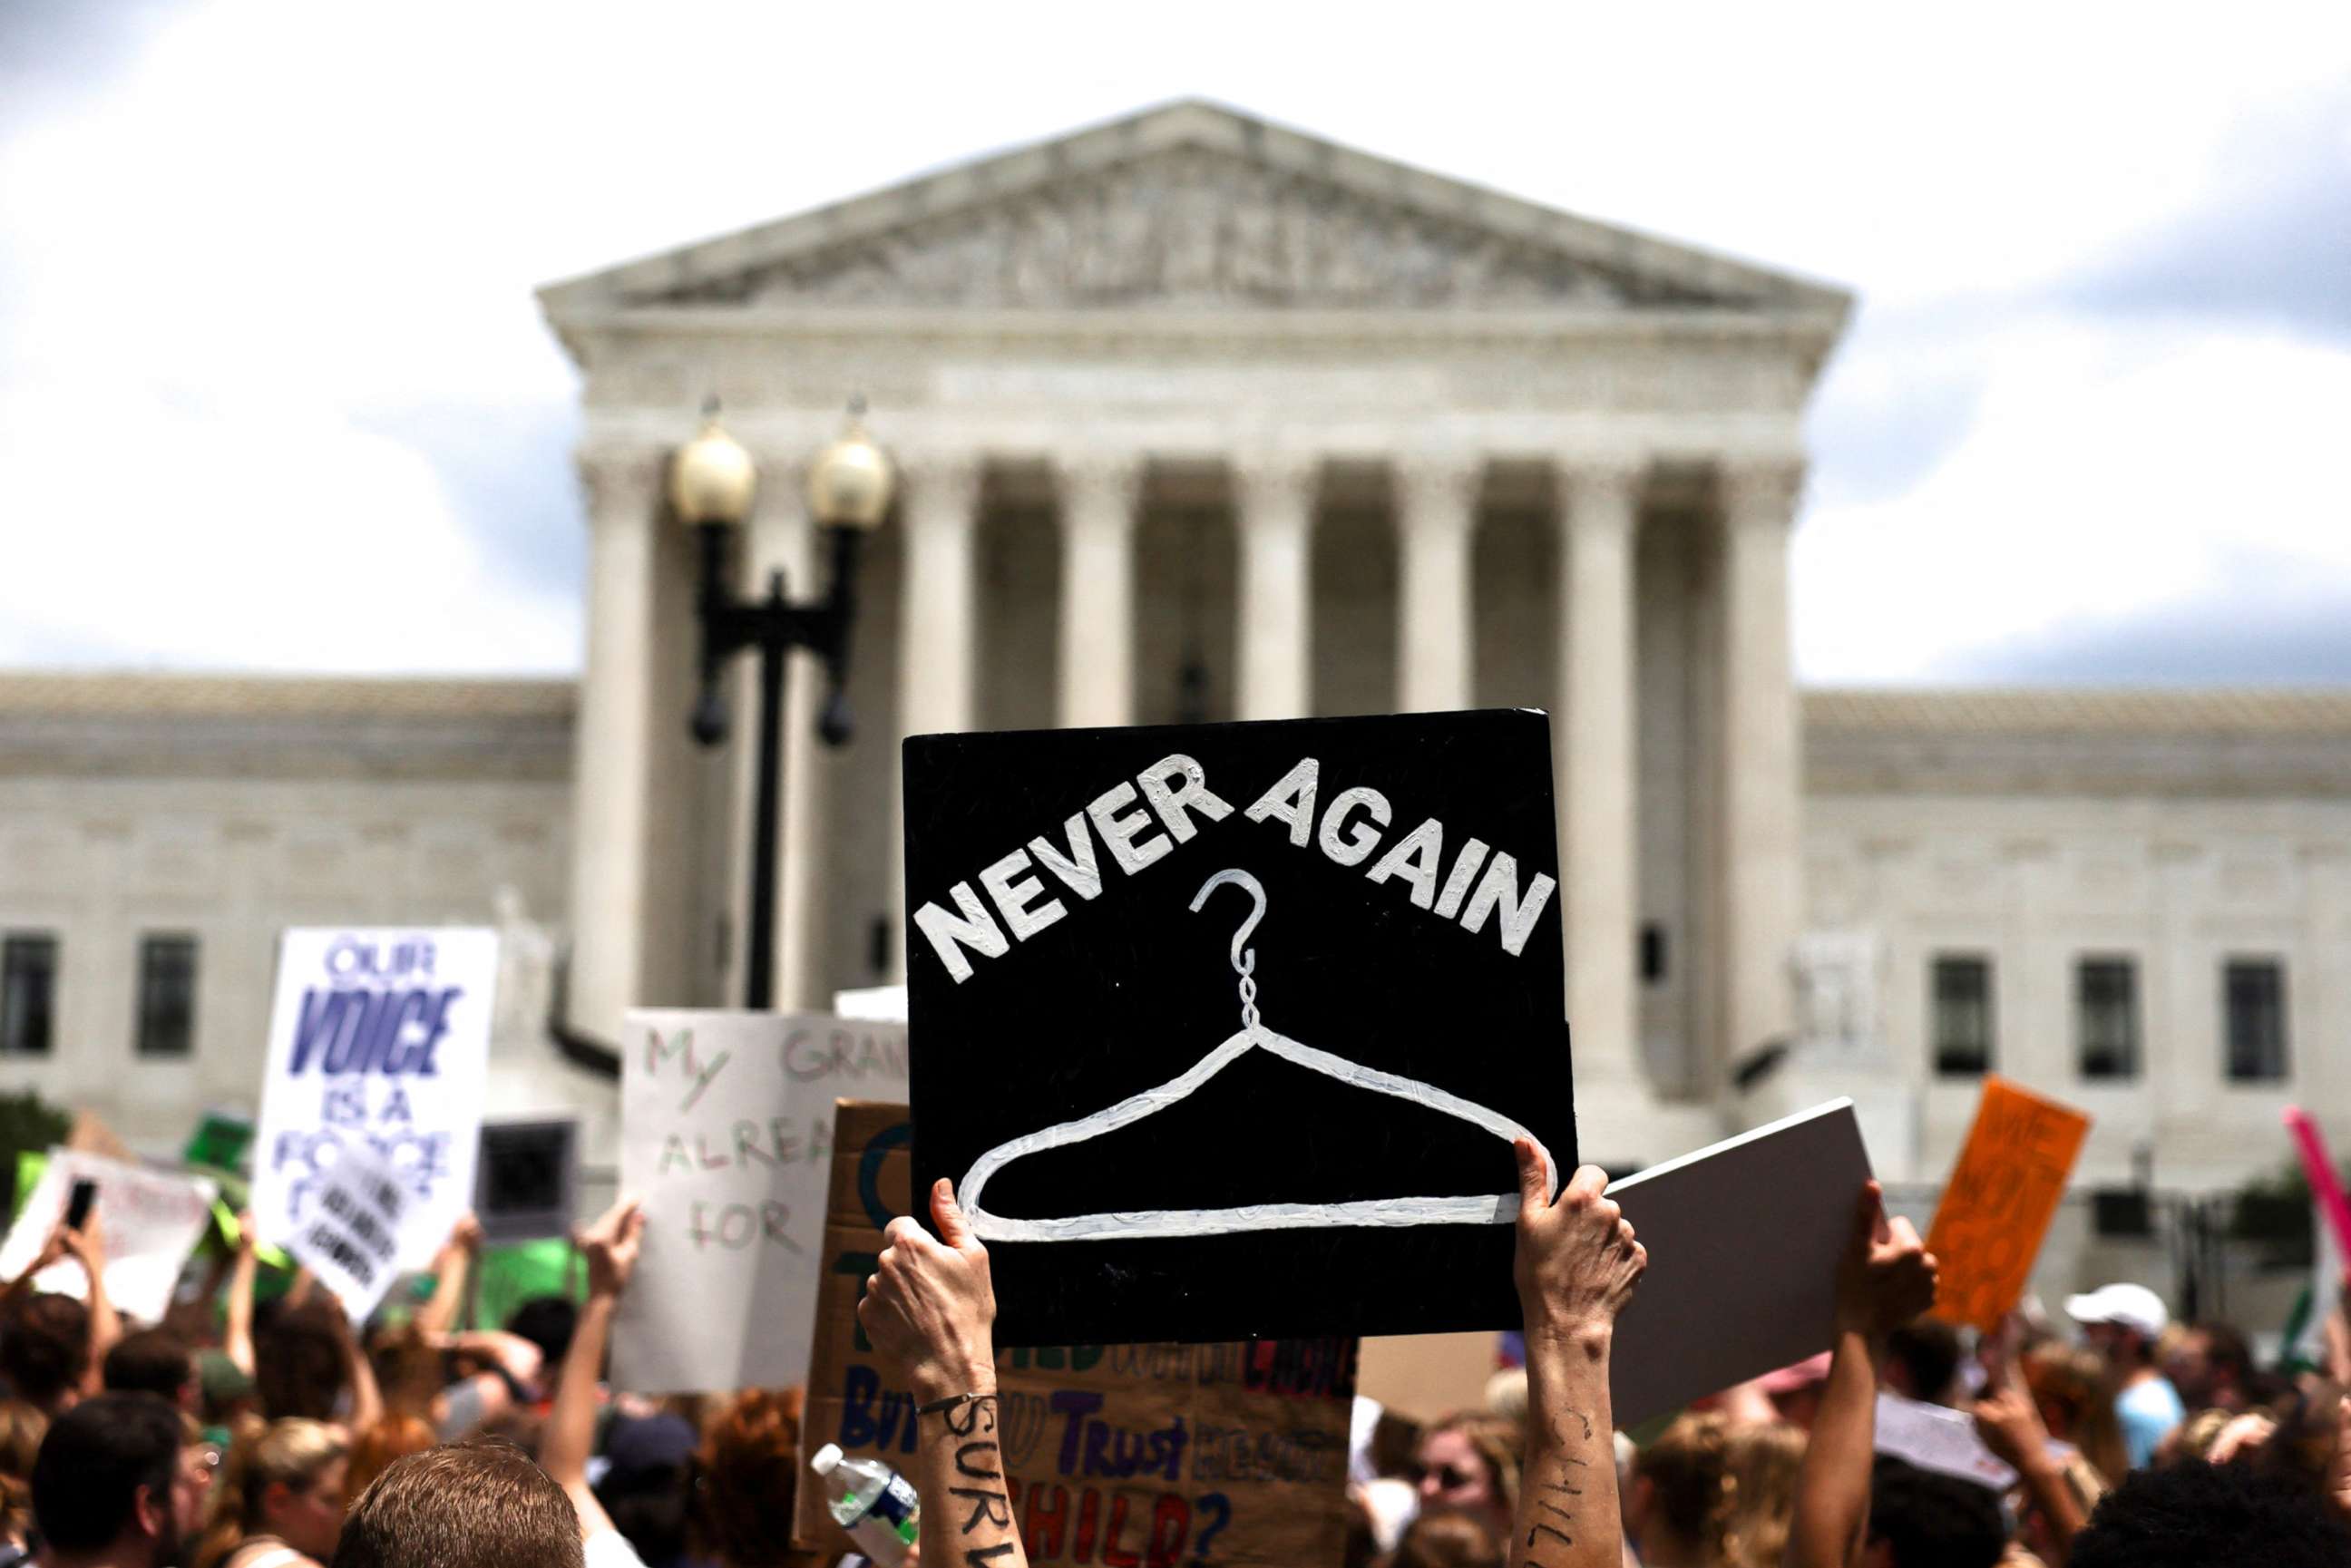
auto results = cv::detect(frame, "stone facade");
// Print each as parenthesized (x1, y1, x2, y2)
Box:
(5, 106, 2346, 1318)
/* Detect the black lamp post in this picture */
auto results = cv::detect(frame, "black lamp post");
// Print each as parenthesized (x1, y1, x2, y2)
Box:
(672, 402, 896, 1009)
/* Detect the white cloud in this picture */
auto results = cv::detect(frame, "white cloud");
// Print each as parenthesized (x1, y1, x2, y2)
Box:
(4, 0, 2350, 678)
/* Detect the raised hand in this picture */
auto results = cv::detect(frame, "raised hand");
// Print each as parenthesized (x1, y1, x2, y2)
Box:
(858, 1179, 999, 1403)
(577, 1197, 646, 1300)
(1511, 1138, 1645, 1343)
(1833, 1180, 1936, 1344)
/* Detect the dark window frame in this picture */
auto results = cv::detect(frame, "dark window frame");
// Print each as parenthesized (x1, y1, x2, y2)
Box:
(1, 932, 61, 1058)
(135, 932, 200, 1059)
(1930, 952, 1995, 1076)
(2077, 954, 2141, 1080)
(2222, 956, 2288, 1084)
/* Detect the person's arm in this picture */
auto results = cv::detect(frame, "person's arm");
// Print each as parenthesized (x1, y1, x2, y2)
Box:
(331, 1303, 384, 1434)
(415, 1213, 483, 1338)
(2, 1223, 73, 1309)
(547, 1196, 643, 1534)
(66, 1212, 121, 1394)
(1974, 1371, 2086, 1563)
(1786, 1181, 1936, 1568)
(862, 1179, 1025, 1568)
(1507, 1139, 1645, 1568)
(225, 1211, 259, 1378)
(2328, 1395, 2351, 1525)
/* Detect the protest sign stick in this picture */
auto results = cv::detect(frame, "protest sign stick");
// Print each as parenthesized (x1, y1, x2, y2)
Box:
(2282, 1108, 2351, 1261)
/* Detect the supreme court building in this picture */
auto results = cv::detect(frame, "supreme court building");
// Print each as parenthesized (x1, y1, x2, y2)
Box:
(7, 104, 2351, 1256)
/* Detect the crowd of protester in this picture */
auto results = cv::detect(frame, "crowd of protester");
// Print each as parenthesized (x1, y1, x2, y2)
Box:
(4, 1142, 2351, 1568)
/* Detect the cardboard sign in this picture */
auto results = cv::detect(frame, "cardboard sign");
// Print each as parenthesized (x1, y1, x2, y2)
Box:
(1926, 1077, 2090, 1332)
(286, 1142, 409, 1321)
(0, 1150, 219, 1323)
(252, 928, 498, 1271)
(617, 1010, 910, 1394)
(1608, 1100, 1874, 1427)
(904, 712, 1573, 1345)
(799, 1102, 1356, 1566)
(1874, 1391, 2016, 1490)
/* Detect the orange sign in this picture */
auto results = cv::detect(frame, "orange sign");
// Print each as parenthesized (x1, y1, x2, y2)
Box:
(1926, 1076, 2091, 1331)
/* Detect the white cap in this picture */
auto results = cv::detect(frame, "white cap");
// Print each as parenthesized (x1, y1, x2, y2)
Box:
(2064, 1281, 2170, 1338)
(810, 1443, 844, 1477)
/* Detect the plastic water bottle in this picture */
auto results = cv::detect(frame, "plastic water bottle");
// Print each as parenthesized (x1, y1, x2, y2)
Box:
(811, 1443, 921, 1564)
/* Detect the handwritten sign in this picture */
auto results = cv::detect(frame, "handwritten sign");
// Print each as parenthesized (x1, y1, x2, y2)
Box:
(285, 1142, 408, 1321)
(797, 1101, 1356, 1566)
(904, 711, 1573, 1345)
(0, 1150, 219, 1323)
(1926, 1077, 2091, 1332)
(616, 1011, 910, 1395)
(252, 928, 498, 1270)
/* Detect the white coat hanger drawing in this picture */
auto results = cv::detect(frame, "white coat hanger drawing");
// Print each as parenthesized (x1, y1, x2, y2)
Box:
(957, 866, 1561, 1243)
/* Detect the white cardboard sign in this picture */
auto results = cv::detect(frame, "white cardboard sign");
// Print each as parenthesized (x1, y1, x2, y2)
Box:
(252, 928, 498, 1271)
(617, 1010, 911, 1395)
(1608, 1099, 1875, 1427)
(285, 1142, 409, 1322)
(1874, 1390, 2018, 1490)
(0, 1150, 219, 1324)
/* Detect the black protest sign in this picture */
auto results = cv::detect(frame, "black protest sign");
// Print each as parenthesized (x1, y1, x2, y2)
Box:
(904, 709, 1574, 1345)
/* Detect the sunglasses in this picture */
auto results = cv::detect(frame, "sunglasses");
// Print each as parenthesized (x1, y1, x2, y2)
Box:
(1406, 1462, 1485, 1492)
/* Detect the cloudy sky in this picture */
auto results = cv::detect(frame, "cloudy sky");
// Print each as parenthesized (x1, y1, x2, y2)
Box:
(3, 1, 2346, 685)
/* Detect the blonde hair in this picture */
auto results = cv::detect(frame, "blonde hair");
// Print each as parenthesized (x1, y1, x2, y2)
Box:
(1424, 1410, 1526, 1521)
(1634, 1413, 1735, 1559)
(1718, 1420, 1805, 1568)
(0, 1399, 48, 1548)
(195, 1417, 349, 1568)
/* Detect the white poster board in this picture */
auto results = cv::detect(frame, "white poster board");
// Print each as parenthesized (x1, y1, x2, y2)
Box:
(1609, 1099, 1875, 1427)
(617, 1010, 911, 1394)
(252, 928, 498, 1271)
(284, 1142, 409, 1322)
(1874, 1390, 2017, 1490)
(0, 1150, 219, 1323)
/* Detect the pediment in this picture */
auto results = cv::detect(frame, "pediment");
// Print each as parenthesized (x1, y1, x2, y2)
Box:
(542, 102, 1848, 321)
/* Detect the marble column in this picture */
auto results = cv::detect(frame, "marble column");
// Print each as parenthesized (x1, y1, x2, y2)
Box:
(1719, 461, 1806, 1075)
(889, 457, 984, 980)
(566, 444, 664, 1041)
(1393, 459, 1479, 712)
(1558, 460, 1644, 1085)
(724, 463, 831, 1010)
(1057, 455, 1142, 728)
(1234, 456, 1319, 721)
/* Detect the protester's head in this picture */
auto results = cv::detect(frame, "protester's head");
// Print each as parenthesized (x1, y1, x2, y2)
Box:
(1881, 1321, 1964, 1406)
(2066, 1282, 2168, 1368)
(501, 1299, 577, 1377)
(196, 1352, 259, 1431)
(1385, 1506, 1504, 1568)
(1718, 1420, 1805, 1568)
(194, 1418, 349, 1568)
(1627, 1413, 1732, 1563)
(2162, 1320, 2253, 1411)
(1411, 1412, 1521, 1543)
(596, 1413, 697, 1568)
(2, 1292, 93, 1414)
(2024, 1342, 2128, 1485)
(696, 1389, 805, 1568)
(106, 1331, 200, 1412)
(2069, 1449, 2351, 1568)
(30, 1393, 192, 1568)
(346, 1415, 435, 1501)
(330, 1439, 583, 1568)
(1756, 1351, 1831, 1431)
(1861, 1457, 2005, 1568)
(254, 1306, 346, 1424)
(0, 1399, 48, 1548)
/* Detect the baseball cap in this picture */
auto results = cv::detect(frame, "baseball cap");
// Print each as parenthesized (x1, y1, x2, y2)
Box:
(2064, 1281, 2169, 1338)
(1756, 1351, 1833, 1394)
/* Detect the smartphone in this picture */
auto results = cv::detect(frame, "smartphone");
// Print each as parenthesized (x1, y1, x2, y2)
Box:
(64, 1178, 98, 1232)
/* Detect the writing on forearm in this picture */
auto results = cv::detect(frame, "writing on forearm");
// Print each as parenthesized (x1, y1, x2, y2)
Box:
(1522, 1425, 1595, 1563)
(940, 1395, 1019, 1566)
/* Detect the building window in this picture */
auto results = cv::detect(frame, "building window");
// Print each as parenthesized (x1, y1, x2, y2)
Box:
(2077, 957, 2141, 1079)
(136, 934, 199, 1058)
(1, 934, 59, 1057)
(1930, 955, 1994, 1076)
(2223, 958, 2288, 1083)
(1639, 923, 1669, 984)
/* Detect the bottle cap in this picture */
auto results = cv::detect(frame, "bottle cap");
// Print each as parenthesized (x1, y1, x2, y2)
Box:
(810, 1443, 844, 1477)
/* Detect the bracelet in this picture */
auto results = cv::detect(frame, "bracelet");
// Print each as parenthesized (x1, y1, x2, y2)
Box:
(915, 1390, 998, 1419)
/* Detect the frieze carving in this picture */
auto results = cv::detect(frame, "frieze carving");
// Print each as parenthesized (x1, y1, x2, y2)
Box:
(662, 148, 1733, 312)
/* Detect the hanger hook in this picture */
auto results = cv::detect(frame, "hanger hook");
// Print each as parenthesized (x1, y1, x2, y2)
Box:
(1189, 868, 1266, 975)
